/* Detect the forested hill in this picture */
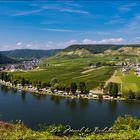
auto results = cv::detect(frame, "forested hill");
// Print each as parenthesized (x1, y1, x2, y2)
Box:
(65, 44, 140, 53)
(0, 54, 18, 64)
(2, 44, 140, 60)
(0, 49, 61, 59)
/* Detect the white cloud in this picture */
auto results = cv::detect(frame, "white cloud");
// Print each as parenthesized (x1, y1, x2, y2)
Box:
(45, 40, 78, 49)
(44, 38, 125, 49)
(59, 8, 89, 14)
(17, 42, 22, 46)
(98, 38, 125, 44)
(81, 38, 125, 44)
(11, 9, 42, 16)
(0, 38, 125, 51)
(134, 37, 140, 43)
(26, 44, 33, 47)
(82, 39, 97, 44)
(42, 28, 81, 33)
(41, 4, 89, 14)
(118, 3, 137, 13)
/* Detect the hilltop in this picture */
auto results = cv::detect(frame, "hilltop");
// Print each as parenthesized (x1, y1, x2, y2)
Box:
(0, 49, 61, 60)
(55, 48, 94, 57)
(104, 47, 140, 56)
(65, 44, 123, 53)
(1, 44, 140, 60)
(54, 44, 140, 58)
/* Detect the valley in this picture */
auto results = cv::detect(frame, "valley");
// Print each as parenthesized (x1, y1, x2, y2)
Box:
(9, 45, 140, 91)
(1, 44, 140, 100)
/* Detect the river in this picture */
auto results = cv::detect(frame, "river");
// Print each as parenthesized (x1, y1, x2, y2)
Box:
(0, 85, 140, 130)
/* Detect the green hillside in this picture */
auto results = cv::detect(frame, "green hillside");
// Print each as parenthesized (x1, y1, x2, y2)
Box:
(12, 55, 123, 89)
(65, 44, 140, 53)
(0, 53, 18, 64)
(55, 48, 94, 58)
(1, 49, 61, 60)
(9, 44, 140, 90)
(53, 44, 140, 58)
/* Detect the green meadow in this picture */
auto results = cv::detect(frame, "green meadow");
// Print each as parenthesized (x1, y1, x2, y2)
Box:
(11, 55, 140, 90)
(11, 56, 119, 89)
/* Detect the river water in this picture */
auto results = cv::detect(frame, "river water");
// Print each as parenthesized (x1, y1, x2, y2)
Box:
(0, 85, 140, 130)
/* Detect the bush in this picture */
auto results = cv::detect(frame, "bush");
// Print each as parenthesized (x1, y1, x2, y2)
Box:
(123, 90, 135, 100)
(135, 91, 140, 100)
(108, 82, 119, 97)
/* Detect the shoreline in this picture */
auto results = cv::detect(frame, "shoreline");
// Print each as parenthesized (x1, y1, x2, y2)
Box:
(0, 80, 125, 101)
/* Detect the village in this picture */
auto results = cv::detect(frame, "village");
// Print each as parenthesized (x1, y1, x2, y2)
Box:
(116, 60, 140, 76)
(0, 78, 120, 101)
(0, 59, 40, 72)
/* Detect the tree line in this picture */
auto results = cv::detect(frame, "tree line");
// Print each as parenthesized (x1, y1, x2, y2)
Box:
(0, 72, 89, 95)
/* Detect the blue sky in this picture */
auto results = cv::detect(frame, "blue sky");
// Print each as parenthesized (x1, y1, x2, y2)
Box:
(0, 0, 140, 50)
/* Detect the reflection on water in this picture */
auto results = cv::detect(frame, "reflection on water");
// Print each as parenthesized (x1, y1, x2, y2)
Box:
(108, 100, 118, 112)
(10, 88, 17, 94)
(32, 93, 46, 100)
(67, 99, 77, 110)
(50, 95, 89, 110)
(21, 91, 26, 103)
(122, 100, 140, 107)
(0, 85, 9, 95)
(50, 95, 60, 105)
(79, 98, 89, 109)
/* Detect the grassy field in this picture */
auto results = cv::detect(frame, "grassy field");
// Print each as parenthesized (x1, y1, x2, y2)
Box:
(10, 54, 140, 90)
(11, 56, 119, 89)
(110, 70, 140, 92)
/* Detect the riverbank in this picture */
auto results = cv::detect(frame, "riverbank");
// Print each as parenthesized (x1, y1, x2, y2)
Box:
(0, 79, 125, 101)
(0, 121, 62, 140)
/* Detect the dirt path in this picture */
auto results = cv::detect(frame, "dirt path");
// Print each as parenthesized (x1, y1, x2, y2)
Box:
(72, 74, 91, 79)
(81, 66, 104, 74)
(104, 70, 121, 88)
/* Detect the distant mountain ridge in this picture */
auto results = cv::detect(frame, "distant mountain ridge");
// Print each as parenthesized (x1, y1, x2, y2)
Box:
(0, 53, 18, 64)
(65, 44, 140, 53)
(1, 44, 140, 60)
(55, 48, 93, 57)
(54, 44, 140, 58)
(0, 49, 61, 59)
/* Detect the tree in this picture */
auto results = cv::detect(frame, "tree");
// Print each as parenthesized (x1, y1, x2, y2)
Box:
(50, 78, 58, 86)
(123, 90, 135, 100)
(108, 82, 113, 96)
(108, 82, 118, 98)
(70, 82, 77, 95)
(66, 86, 70, 94)
(100, 83, 104, 90)
(36, 81, 41, 90)
(58, 83, 67, 91)
(41, 82, 47, 88)
(79, 82, 87, 94)
(135, 91, 140, 100)
(128, 90, 135, 99)
(112, 83, 118, 98)
(21, 77, 26, 87)
(53, 83, 60, 91)
(13, 80, 18, 86)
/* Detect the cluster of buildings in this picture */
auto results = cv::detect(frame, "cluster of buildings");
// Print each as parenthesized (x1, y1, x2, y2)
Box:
(117, 61, 140, 76)
(0, 59, 40, 72)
